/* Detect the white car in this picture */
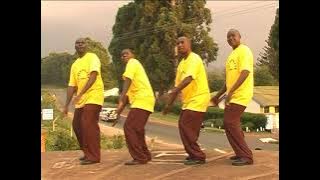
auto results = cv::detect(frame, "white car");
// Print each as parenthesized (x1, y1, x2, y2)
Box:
(99, 108, 118, 122)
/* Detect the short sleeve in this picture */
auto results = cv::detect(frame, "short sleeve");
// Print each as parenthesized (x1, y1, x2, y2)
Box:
(68, 64, 77, 86)
(239, 47, 253, 72)
(89, 53, 101, 74)
(181, 56, 201, 80)
(122, 60, 136, 80)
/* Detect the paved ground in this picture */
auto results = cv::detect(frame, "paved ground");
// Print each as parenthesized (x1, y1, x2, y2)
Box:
(41, 148, 278, 180)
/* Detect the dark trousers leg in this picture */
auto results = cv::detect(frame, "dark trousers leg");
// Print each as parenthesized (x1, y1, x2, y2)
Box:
(179, 110, 206, 161)
(81, 104, 102, 162)
(124, 108, 151, 163)
(224, 103, 253, 163)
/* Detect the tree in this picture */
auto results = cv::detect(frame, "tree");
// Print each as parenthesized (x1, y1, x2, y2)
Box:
(41, 52, 74, 86)
(109, 0, 218, 95)
(207, 71, 225, 92)
(254, 65, 277, 86)
(257, 8, 279, 81)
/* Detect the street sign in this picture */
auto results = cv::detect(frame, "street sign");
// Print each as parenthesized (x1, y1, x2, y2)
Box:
(42, 109, 54, 120)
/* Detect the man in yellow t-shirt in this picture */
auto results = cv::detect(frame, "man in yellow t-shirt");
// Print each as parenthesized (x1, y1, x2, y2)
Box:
(63, 38, 104, 165)
(212, 29, 254, 166)
(163, 36, 210, 165)
(116, 48, 155, 165)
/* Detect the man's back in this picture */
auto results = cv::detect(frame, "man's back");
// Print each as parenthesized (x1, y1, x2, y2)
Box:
(123, 58, 155, 112)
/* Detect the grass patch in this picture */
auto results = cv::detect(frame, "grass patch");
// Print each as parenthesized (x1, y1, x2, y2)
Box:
(203, 127, 225, 133)
(150, 112, 179, 123)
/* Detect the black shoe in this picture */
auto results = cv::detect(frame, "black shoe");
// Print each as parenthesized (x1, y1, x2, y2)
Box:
(185, 156, 191, 160)
(79, 156, 86, 161)
(124, 160, 147, 165)
(229, 155, 240, 161)
(232, 159, 253, 166)
(184, 159, 206, 165)
(80, 160, 99, 165)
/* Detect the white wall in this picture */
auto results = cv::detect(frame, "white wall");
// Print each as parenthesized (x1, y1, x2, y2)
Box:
(218, 99, 261, 114)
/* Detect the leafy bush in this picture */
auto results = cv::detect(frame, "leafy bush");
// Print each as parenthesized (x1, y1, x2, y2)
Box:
(104, 96, 119, 104)
(204, 107, 267, 130)
(46, 128, 80, 151)
(241, 113, 267, 130)
(241, 122, 255, 131)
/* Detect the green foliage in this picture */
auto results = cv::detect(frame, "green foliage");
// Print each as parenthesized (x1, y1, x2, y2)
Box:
(104, 96, 119, 104)
(254, 65, 278, 86)
(257, 8, 279, 81)
(41, 91, 125, 151)
(109, 0, 218, 94)
(241, 113, 267, 130)
(46, 128, 80, 151)
(204, 107, 267, 130)
(41, 52, 75, 86)
(241, 122, 255, 131)
(207, 71, 225, 92)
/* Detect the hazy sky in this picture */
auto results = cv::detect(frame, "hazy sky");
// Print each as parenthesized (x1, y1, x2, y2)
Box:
(41, 1, 279, 70)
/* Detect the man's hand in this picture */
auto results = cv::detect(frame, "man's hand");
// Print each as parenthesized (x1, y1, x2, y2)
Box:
(73, 94, 82, 105)
(112, 113, 120, 127)
(225, 93, 232, 106)
(63, 106, 69, 117)
(162, 88, 178, 115)
(210, 96, 220, 106)
(162, 104, 172, 115)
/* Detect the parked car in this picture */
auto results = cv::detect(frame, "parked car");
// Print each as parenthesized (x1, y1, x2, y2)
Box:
(99, 108, 117, 122)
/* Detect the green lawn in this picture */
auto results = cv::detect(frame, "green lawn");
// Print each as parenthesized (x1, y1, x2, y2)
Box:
(150, 112, 179, 123)
(202, 127, 225, 133)
(103, 102, 118, 108)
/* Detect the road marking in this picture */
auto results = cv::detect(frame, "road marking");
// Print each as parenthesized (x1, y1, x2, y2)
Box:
(154, 152, 188, 158)
(151, 152, 233, 180)
(214, 148, 227, 154)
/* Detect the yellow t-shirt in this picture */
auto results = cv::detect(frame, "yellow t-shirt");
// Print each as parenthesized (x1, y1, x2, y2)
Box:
(68, 52, 104, 108)
(226, 44, 254, 107)
(123, 58, 155, 113)
(175, 52, 210, 112)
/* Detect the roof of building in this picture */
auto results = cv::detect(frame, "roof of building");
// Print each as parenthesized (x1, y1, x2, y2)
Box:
(253, 86, 279, 106)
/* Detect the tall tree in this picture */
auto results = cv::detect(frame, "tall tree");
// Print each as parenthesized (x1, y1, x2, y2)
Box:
(109, 0, 218, 95)
(254, 65, 277, 86)
(41, 52, 74, 86)
(257, 8, 279, 81)
(207, 71, 225, 92)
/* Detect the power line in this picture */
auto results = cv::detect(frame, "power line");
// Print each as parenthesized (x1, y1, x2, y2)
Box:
(213, 1, 267, 15)
(108, 2, 278, 41)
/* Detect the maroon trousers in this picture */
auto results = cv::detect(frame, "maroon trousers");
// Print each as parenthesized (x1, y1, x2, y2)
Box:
(224, 103, 253, 163)
(124, 108, 151, 163)
(73, 104, 102, 162)
(179, 110, 206, 161)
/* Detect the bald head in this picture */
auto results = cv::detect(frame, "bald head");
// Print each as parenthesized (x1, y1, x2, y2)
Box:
(177, 36, 192, 57)
(227, 29, 241, 37)
(227, 29, 241, 49)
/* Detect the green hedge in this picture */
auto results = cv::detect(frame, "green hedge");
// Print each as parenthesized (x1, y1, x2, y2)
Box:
(154, 99, 182, 114)
(104, 96, 119, 104)
(204, 107, 267, 131)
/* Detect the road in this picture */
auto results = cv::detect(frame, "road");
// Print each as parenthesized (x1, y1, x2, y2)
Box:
(47, 88, 279, 151)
